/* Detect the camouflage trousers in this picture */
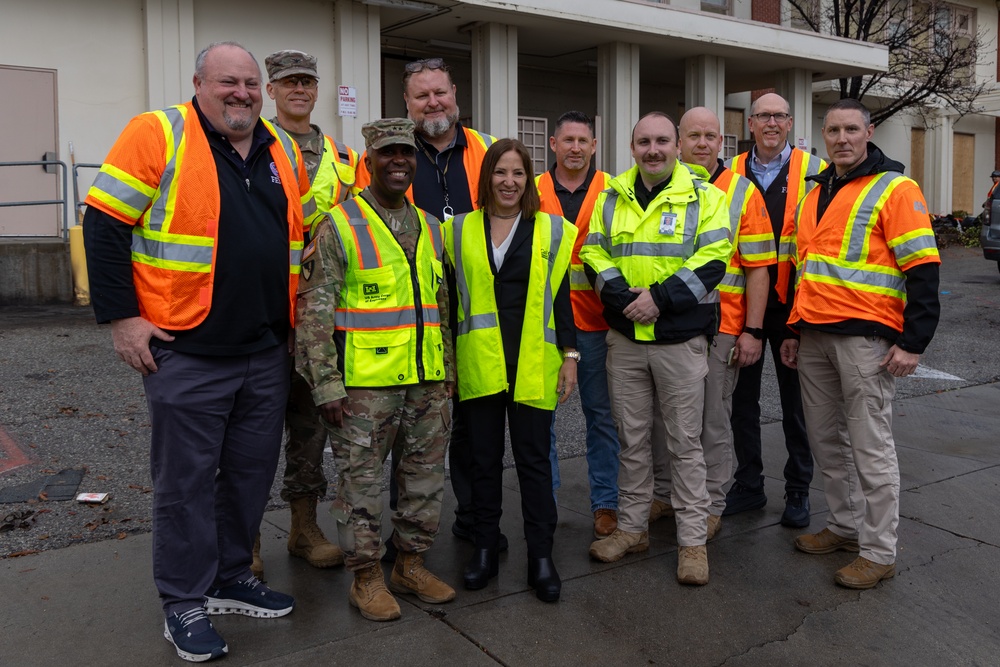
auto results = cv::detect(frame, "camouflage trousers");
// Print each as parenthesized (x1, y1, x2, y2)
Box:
(326, 382, 450, 571)
(282, 368, 329, 501)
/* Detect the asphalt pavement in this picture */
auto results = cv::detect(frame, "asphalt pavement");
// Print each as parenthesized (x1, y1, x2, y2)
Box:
(1, 246, 999, 665)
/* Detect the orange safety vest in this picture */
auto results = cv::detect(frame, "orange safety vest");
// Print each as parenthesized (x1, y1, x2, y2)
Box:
(711, 168, 776, 336)
(536, 169, 610, 331)
(789, 171, 940, 331)
(354, 126, 495, 207)
(85, 101, 308, 329)
(729, 148, 825, 302)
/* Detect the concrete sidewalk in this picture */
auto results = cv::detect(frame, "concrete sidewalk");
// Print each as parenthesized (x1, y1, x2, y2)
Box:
(2, 383, 999, 666)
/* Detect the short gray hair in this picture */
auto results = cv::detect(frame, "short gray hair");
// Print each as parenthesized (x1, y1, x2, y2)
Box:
(824, 98, 871, 126)
(194, 41, 258, 79)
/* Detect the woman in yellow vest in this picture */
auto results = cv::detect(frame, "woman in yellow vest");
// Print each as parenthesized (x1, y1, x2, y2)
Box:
(443, 139, 578, 602)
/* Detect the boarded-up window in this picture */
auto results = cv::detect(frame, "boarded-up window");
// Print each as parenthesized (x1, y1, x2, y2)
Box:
(952, 132, 975, 214)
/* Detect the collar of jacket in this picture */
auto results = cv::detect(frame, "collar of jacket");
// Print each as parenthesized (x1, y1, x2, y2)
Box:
(610, 161, 703, 217)
(807, 142, 905, 188)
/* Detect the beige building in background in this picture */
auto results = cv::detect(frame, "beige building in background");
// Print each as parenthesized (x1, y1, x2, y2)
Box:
(1, 0, 997, 296)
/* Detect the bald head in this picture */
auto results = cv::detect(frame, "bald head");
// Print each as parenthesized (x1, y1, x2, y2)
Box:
(748, 93, 792, 162)
(679, 107, 723, 174)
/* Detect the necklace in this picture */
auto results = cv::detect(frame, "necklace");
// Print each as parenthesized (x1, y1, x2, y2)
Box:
(490, 211, 520, 219)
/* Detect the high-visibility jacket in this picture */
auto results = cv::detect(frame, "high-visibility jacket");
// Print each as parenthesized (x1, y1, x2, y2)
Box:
(579, 162, 732, 343)
(536, 169, 611, 332)
(329, 197, 445, 387)
(85, 101, 309, 330)
(789, 170, 939, 332)
(728, 147, 825, 301)
(444, 210, 576, 410)
(711, 167, 776, 336)
(304, 135, 360, 233)
(354, 126, 495, 207)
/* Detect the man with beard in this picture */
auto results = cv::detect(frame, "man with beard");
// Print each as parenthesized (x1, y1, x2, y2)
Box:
(356, 58, 496, 552)
(83, 41, 311, 662)
(580, 112, 731, 585)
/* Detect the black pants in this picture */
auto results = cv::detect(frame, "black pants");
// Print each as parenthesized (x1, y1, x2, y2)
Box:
(729, 307, 813, 494)
(462, 373, 556, 558)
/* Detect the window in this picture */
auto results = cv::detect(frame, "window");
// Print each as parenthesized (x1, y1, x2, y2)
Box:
(701, 0, 731, 15)
(785, 0, 820, 31)
(723, 134, 739, 161)
(517, 116, 548, 176)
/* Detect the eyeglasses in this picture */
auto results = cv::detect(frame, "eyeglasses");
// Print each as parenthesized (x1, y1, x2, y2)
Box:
(404, 58, 450, 74)
(277, 76, 317, 89)
(751, 112, 790, 123)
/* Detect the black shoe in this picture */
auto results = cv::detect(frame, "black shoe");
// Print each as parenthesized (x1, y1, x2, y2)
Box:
(463, 548, 499, 590)
(780, 491, 811, 528)
(722, 482, 767, 516)
(381, 533, 398, 563)
(452, 521, 509, 552)
(527, 557, 561, 602)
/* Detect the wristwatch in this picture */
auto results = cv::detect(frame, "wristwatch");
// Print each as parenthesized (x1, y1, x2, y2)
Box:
(743, 327, 765, 341)
(563, 351, 582, 362)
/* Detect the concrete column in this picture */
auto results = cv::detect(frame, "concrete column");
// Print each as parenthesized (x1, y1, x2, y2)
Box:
(776, 68, 815, 152)
(333, 1, 381, 151)
(143, 0, 195, 110)
(597, 42, 641, 175)
(471, 23, 518, 139)
(685, 55, 726, 124)
(926, 113, 955, 215)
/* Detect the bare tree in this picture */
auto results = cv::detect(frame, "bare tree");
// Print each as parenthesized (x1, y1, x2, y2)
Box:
(786, 0, 991, 125)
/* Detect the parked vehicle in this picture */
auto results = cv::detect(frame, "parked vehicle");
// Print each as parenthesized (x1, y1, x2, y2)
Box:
(984, 199, 1000, 273)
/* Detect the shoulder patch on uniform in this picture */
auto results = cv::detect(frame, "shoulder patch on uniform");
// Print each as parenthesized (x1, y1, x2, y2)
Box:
(913, 200, 927, 214)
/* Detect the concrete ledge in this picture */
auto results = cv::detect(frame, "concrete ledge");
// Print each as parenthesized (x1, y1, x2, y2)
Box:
(0, 240, 73, 305)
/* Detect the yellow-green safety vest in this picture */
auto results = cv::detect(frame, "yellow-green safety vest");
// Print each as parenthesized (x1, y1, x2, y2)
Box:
(444, 210, 577, 410)
(330, 197, 445, 387)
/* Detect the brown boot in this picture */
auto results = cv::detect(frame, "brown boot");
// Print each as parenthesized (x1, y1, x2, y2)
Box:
(834, 556, 895, 589)
(593, 509, 618, 540)
(288, 496, 344, 568)
(649, 499, 675, 523)
(389, 551, 456, 604)
(251, 533, 265, 580)
(707, 514, 722, 541)
(677, 545, 709, 585)
(350, 563, 401, 621)
(589, 528, 649, 563)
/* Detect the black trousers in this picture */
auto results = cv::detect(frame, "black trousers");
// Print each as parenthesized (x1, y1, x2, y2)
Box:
(729, 307, 813, 494)
(461, 371, 557, 558)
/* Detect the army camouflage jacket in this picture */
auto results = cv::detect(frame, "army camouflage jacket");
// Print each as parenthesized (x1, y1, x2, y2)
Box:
(295, 195, 455, 407)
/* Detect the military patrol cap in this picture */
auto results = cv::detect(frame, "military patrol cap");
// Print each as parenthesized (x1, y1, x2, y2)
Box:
(362, 118, 416, 151)
(265, 50, 319, 82)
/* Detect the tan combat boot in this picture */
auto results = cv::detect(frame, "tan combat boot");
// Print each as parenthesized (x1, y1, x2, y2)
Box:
(589, 528, 649, 563)
(287, 496, 344, 568)
(677, 545, 709, 585)
(251, 533, 265, 580)
(350, 563, 401, 621)
(389, 551, 456, 603)
(649, 499, 675, 523)
(707, 514, 723, 541)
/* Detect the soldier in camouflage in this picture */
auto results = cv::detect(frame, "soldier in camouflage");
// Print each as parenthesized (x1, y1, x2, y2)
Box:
(296, 118, 456, 622)
(251, 50, 363, 579)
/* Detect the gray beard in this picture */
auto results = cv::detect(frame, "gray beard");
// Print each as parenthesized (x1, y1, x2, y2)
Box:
(417, 108, 460, 138)
(223, 109, 254, 132)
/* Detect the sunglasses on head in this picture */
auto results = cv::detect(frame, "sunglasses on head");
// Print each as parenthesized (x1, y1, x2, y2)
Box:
(404, 58, 450, 74)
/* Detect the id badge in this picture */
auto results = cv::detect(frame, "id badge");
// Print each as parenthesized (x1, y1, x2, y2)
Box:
(659, 212, 677, 235)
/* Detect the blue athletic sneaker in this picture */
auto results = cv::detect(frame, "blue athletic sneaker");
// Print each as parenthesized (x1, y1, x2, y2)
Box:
(205, 575, 295, 618)
(164, 607, 228, 662)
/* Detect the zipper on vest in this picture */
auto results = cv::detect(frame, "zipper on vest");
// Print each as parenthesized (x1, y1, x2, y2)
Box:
(410, 252, 425, 382)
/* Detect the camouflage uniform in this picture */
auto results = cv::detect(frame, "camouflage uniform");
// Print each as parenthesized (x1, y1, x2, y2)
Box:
(296, 191, 454, 571)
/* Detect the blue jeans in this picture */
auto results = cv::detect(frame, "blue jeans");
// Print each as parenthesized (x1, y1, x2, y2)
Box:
(550, 328, 620, 512)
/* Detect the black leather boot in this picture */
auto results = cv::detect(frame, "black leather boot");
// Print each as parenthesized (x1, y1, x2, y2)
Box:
(527, 557, 561, 602)
(463, 548, 499, 590)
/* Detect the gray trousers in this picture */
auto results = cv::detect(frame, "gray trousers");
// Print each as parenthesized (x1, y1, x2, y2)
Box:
(145, 344, 289, 614)
(798, 330, 899, 564)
